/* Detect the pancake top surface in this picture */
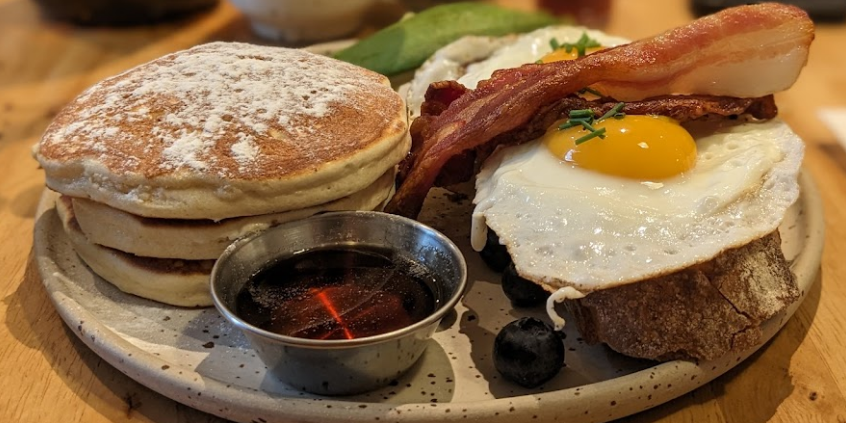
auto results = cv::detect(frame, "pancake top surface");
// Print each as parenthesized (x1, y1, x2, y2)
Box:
(39, 41, 403, 180)
(36, 42, 408, 219)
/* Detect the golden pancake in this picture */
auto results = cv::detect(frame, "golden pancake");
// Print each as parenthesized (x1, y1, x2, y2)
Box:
(71, 169, 395, 260)
(35, 42, 409, 220)
(55, 195, 214, 307)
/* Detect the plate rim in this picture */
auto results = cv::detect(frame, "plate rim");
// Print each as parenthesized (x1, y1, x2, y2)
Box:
(32, 169, 824, 423)
(32, 36, 826, 423)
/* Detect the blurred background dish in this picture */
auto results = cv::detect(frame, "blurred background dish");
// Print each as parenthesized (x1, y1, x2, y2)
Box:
(229, 0, 378, 43)
(691, 0, 846, 22)
(34, 0, 218, 25)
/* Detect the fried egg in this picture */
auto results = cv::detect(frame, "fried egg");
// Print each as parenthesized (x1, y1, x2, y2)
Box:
(408, 26, 804, 295)
(407, 26, 629, 118)
(472, 118, 802, 291)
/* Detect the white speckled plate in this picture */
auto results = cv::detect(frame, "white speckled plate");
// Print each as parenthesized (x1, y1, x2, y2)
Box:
(34, 37, 825, 423)
(34, 161, 823, 423)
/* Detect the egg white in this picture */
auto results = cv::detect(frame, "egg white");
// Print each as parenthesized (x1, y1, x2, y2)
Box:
(472, 119, 803, 291)
(406, 26, 629, 118)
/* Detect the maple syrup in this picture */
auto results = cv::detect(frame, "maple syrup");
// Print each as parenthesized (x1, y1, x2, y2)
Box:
(235, 246, 440, 340)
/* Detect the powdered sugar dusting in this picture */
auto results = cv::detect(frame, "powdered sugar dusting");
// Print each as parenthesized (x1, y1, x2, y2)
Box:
(38, 42, 400, 180)
(162, 134, 209, 172)
(231, 133, 259, 172)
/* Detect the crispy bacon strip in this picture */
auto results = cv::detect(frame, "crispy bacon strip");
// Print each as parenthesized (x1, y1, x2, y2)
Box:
(423, 94, 778, 187)
(397, 81, 469, 185)
(385, 3, 814, 218)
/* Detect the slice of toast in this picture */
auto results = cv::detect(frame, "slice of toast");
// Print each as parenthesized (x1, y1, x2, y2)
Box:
(564, 231, 798, 361)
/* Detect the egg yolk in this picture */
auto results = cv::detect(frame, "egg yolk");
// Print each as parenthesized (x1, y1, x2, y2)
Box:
(544, 115, 697, 180)
(538, 46, 605, 99)
(538, 46, 604, 63)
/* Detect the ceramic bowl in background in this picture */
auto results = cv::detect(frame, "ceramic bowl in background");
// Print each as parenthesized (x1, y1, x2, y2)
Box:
(34, 0, 218, 25)
(230, 0, 378, 43)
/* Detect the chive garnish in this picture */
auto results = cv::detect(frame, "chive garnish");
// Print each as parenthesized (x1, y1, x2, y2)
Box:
(580, 121, 598, 132)
(569, 109, 594, 119)
(559, 111, 595, 131)
(548, 32, 601, 58)
(598, 102, 626, 121)
(564, 33, 601, 57)
(558, 102, 626, 145)
(575, 127, 606, 145)
(579, 87, 604, 97)
(558, 120, 580, 130)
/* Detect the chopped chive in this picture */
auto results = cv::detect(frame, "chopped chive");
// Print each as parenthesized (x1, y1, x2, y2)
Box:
(574, 33, 586, 56)
(580, 121, 598, 132)
(558, 119, 585, 129)
(547, 34, 601, 61)
(558, 118, 589, 129)
(583, 35, 600, 49)
(598, 102, 626, 121)
(559, 100, 624, 146)
(575, 127, 606, 145)
(553, 32, 603, 58)
(580, 87, 603, 97)
(569, 109, 595, 119)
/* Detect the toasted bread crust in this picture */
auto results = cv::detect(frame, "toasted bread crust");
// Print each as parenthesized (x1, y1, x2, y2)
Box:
(565, 231, 798, 361)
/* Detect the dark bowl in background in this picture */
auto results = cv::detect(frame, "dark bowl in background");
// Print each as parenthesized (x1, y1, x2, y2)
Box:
(34, 0, 219, 25)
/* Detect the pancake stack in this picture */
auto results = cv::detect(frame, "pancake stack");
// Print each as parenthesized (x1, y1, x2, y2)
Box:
(34, 42, 410, 307)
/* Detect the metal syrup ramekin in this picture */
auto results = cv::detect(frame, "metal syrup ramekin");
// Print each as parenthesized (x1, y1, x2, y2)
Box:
(210, 211, 467, 395)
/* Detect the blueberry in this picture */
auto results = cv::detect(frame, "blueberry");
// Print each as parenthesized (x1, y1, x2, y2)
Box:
(479, 228, 511, 272)
(502, 263, 549, 307)
(493, 317, 565, 388)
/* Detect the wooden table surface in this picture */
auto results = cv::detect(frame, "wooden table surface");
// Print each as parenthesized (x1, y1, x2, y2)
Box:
(2, 0, 845, 422)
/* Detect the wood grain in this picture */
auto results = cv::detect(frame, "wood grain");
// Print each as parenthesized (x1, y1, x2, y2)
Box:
(1, 0, 845, 422)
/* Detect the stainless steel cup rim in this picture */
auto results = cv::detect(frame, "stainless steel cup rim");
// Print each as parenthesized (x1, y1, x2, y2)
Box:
(210, 210, 468, 349)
